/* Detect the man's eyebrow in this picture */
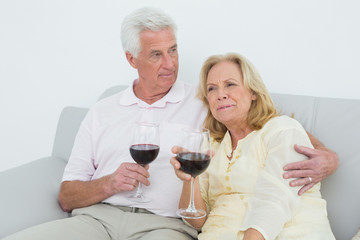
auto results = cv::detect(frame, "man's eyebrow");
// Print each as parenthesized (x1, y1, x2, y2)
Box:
(150, 49, 161, 54)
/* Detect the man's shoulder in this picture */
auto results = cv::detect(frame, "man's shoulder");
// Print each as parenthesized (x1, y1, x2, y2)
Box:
(176, 81, 197, 98)
(92, 90, 125, 110)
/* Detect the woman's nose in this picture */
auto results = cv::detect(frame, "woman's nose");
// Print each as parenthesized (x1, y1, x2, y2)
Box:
(217, 89, 228, 100)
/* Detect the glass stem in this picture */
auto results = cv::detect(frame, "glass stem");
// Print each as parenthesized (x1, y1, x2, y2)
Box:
(134, 164, 145, 198)
(187, 177, 196, 212)
(135, 182, 143, 196)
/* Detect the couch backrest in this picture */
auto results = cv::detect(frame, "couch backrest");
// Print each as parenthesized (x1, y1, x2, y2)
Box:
(271, 93, 360, 240)
(51, 85, 127, 162)
(51, 106, 89, 162)
(52, 86, 360, 239)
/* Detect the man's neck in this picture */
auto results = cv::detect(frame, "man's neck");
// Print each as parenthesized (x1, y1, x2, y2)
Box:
(133, 83, 171, 105)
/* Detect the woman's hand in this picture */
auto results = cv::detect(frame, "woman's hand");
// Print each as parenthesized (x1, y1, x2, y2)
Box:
(170, 146, 192, 182)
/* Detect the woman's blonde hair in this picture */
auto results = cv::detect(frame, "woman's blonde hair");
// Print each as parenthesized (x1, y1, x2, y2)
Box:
(197, 53, 278, 142)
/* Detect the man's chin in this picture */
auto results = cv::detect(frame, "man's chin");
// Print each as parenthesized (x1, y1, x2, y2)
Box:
(161, 78, 176, 87)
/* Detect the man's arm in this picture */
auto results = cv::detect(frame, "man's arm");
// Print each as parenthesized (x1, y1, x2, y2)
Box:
(283, 132, 339, 195)
(58, 163, 150, 212)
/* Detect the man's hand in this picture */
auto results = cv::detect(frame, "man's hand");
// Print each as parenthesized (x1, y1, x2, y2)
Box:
(283, 144, 339, 195)
(59, 162, 150, 212)
(108, 162, 150, 194)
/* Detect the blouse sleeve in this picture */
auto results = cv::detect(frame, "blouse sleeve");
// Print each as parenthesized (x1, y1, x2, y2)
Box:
(239, 121, 313, 240)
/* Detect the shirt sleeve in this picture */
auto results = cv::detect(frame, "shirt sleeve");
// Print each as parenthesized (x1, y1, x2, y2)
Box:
(239, 122, 313, 240)
(61, 108, 96, 182)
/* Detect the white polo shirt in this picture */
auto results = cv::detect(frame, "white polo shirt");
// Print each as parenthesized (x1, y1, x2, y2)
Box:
(62, 80, 206, 217)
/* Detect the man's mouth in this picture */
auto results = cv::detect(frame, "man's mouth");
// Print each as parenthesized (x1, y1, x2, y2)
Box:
(159, 72, 174, 78)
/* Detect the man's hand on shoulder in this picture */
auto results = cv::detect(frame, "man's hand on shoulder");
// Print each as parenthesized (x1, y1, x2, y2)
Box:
(283, 144, 339, 195)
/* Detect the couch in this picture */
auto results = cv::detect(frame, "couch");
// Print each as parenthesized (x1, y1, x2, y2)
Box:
(1, 85, 359, 239)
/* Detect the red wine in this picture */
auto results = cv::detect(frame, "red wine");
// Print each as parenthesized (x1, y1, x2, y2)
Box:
(176, 152, 211, 177)
(129, 144, 160, 166)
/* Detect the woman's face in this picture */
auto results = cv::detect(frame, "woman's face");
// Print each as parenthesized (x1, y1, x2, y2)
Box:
(206, 61, 256, 129)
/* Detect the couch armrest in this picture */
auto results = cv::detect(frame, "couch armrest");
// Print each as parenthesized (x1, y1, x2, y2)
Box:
(0, 157, 69, 238)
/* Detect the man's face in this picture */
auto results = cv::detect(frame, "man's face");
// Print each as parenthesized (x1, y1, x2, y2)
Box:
(129, 28, 178, 94)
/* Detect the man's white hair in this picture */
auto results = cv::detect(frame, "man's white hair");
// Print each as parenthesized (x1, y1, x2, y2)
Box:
(121, 7, 177, 57)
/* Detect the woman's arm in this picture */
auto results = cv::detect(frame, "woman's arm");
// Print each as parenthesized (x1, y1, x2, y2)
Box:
(240, 123, 310, 239)
(283, 132, 339, 195)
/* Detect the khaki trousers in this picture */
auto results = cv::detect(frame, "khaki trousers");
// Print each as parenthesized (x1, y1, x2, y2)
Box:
(3, 203, 198, 240)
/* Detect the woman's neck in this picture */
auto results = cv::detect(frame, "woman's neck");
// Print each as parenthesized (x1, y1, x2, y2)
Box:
(228, 125, 253, 150)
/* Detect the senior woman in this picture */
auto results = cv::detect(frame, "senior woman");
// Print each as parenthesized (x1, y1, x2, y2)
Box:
(171, 53, 335, 240)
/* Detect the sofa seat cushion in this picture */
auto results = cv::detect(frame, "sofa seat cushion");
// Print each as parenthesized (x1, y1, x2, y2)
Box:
(0, 157, 69, 238)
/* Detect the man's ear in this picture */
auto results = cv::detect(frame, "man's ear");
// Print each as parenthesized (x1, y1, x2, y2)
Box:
(125, 51, 137, 69)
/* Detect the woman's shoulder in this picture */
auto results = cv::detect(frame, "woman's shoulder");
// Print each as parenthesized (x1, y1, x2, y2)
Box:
(260, 115, 311, 148)
(264, 115, 303, 130)
(260, 115, 307, 139)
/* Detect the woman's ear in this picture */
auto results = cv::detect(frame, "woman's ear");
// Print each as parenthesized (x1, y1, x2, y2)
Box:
(251, 91, 257, 101)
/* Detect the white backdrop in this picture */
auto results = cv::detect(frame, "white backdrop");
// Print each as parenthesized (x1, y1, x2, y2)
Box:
(1, 0, 359, 172)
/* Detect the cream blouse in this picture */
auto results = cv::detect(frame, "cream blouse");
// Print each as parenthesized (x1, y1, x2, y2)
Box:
(199, 116, 334, 240)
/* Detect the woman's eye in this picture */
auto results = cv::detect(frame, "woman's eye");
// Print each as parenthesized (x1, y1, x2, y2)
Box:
(226, 83, 235, 87)
(207, 87, 214, 92)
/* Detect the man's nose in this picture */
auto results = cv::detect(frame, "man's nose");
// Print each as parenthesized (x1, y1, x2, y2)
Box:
(162, 54, 175, 69)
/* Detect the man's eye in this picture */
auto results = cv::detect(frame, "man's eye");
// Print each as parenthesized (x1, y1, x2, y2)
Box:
(169, 48, 177, 55)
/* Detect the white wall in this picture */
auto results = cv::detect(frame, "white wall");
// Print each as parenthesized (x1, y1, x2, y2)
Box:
(1, 0, 359, 172)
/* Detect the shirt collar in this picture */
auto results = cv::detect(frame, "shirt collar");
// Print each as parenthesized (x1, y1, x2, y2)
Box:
(119, 79, 185, 108)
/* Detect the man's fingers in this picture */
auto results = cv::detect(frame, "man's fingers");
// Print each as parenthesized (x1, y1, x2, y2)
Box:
(283, 169, 313, 179)
(297, 183, 315, 196)
(117, 163, 150, 186)
(124, 162, 150, 178)
(288, 175, 309, 187)
(122, 169, 150, 186)
(294, 144, 317, 158)
(283, 159, 313, 171)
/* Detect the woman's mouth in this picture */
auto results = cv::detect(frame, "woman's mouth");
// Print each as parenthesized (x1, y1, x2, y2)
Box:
(217, 105, 234, 111)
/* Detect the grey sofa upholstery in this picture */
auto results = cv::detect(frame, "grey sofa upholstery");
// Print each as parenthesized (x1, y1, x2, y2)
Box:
(1, 85, 359, 239)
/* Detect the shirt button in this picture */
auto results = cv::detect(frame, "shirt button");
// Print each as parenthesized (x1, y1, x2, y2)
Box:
(227, 186, 232, 191)
(225, 176, 230, 181)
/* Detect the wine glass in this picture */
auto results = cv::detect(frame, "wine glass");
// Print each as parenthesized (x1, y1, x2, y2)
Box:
(176, 127, 211, 219)
(129, 122, 160, 202)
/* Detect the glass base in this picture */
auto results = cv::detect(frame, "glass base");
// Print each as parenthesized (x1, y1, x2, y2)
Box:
(176, 208, 207, 219)
(129, 193, 151, 203)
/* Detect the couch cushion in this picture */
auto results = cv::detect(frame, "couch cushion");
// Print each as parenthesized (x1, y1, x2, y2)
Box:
(0, 157, 69, 238)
